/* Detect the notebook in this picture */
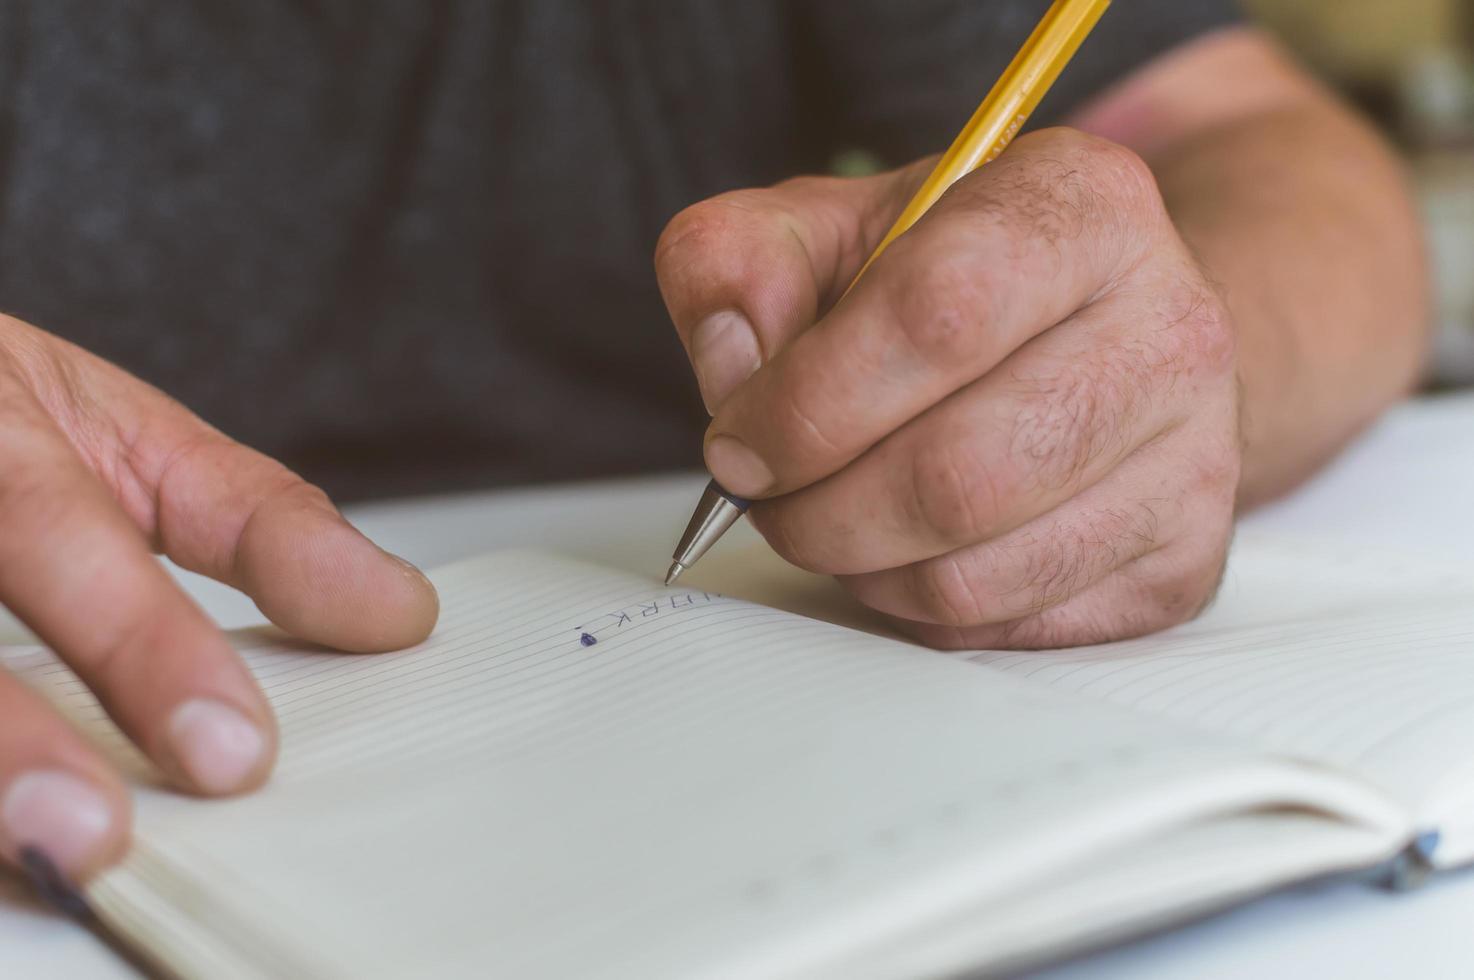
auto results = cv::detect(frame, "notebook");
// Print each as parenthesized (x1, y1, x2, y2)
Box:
(4, 531, 1473, 979)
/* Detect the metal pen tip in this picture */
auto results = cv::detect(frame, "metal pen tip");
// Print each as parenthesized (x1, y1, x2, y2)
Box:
(665, 479, 749, 585)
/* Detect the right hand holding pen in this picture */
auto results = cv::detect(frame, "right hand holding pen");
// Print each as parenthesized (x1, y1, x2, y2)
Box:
(658, 129, 1242, 650)
(0, 313, 439, 881)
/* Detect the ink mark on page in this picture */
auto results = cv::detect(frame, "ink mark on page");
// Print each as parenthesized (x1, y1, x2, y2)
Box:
(572, 591, 725, 648)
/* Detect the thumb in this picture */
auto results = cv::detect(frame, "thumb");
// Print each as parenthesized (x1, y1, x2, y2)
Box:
(654, 159, 931, 414)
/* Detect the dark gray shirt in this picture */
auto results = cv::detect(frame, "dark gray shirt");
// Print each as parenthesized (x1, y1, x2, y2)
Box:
(0, 1, 1239, 500)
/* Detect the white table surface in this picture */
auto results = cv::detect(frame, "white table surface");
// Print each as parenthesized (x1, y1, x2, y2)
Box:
(3, 391, 1473, 978)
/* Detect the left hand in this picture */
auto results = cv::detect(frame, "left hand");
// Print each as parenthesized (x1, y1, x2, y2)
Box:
(656, 128, 1242, 649)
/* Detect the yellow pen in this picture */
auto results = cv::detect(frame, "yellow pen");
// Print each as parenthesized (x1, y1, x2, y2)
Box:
(665, 0, 1113, 586)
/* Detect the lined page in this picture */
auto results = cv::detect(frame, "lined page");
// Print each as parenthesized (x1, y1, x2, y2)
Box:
(969, 535, 1474, 863)
(5, 552, 1399, 979)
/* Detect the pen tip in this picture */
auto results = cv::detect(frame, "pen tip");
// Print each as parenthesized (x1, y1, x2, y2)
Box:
(664, 562, 684, 587)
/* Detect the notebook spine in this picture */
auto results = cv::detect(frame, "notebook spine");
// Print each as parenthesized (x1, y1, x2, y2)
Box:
(20, 847, 180, 980)
(1366, 829, 1441, 892)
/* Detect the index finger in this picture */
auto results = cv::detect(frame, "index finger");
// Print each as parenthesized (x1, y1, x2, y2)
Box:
(63, 336, 439, 654)
(703, 129, 1162, 498)
(0, 392, 275, 799)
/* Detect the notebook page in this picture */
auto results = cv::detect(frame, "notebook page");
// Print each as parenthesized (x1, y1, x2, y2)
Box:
(1181, 532, 1474, 638)
(5, 551, 1401, 979)
(969, 535, 1474, 865)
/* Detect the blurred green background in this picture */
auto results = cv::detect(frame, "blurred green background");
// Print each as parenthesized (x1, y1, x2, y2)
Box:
(1250, 0, 1474, 384)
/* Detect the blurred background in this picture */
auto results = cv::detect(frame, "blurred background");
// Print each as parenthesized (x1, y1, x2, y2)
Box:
(1248, 0, 1474, 385)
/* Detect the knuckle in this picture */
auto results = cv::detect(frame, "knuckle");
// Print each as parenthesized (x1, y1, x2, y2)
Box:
(292, 477, 336, 512)
(981, 131, 1121, 232)
(952, 165, 1093, 265)
(1145, 538, 1231, 630)
(654, 194, 763, 287)
(654, 197, 728, 257)
(1077, 133, 1160, 209)
(1013, 127, 1165, 257)
(1034, 127, 1161, 213)
(1146, 579, 1213, 631)
(656, 191, 822, 328)
(657, 191, 779, 258)
(244, 462, 336, 527)
(886, 244, 994, 369)
(654, 210, 720, 290)
(909, 434, 1003, 544)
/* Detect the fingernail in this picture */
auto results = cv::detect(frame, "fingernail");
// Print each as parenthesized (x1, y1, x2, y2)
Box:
(2, 771, 113, 876)
(168, 700, 266, 794)
(691, 310, 761, 414)
(705, 434, 774, 496)
(387, 552, 434, 589)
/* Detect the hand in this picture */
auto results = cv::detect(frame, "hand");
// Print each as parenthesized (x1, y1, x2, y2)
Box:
(0, 316, 438, 880)
(658, 128, 1240, 651)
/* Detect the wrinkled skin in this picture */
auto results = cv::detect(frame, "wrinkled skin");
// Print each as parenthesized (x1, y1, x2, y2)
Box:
(659, 127, 1241, 651)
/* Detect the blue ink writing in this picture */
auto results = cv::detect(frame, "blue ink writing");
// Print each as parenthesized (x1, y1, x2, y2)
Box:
(571, 591, 725, 648)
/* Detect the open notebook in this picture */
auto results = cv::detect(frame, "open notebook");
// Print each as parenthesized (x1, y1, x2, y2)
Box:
(4, 532, 1473, 979)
